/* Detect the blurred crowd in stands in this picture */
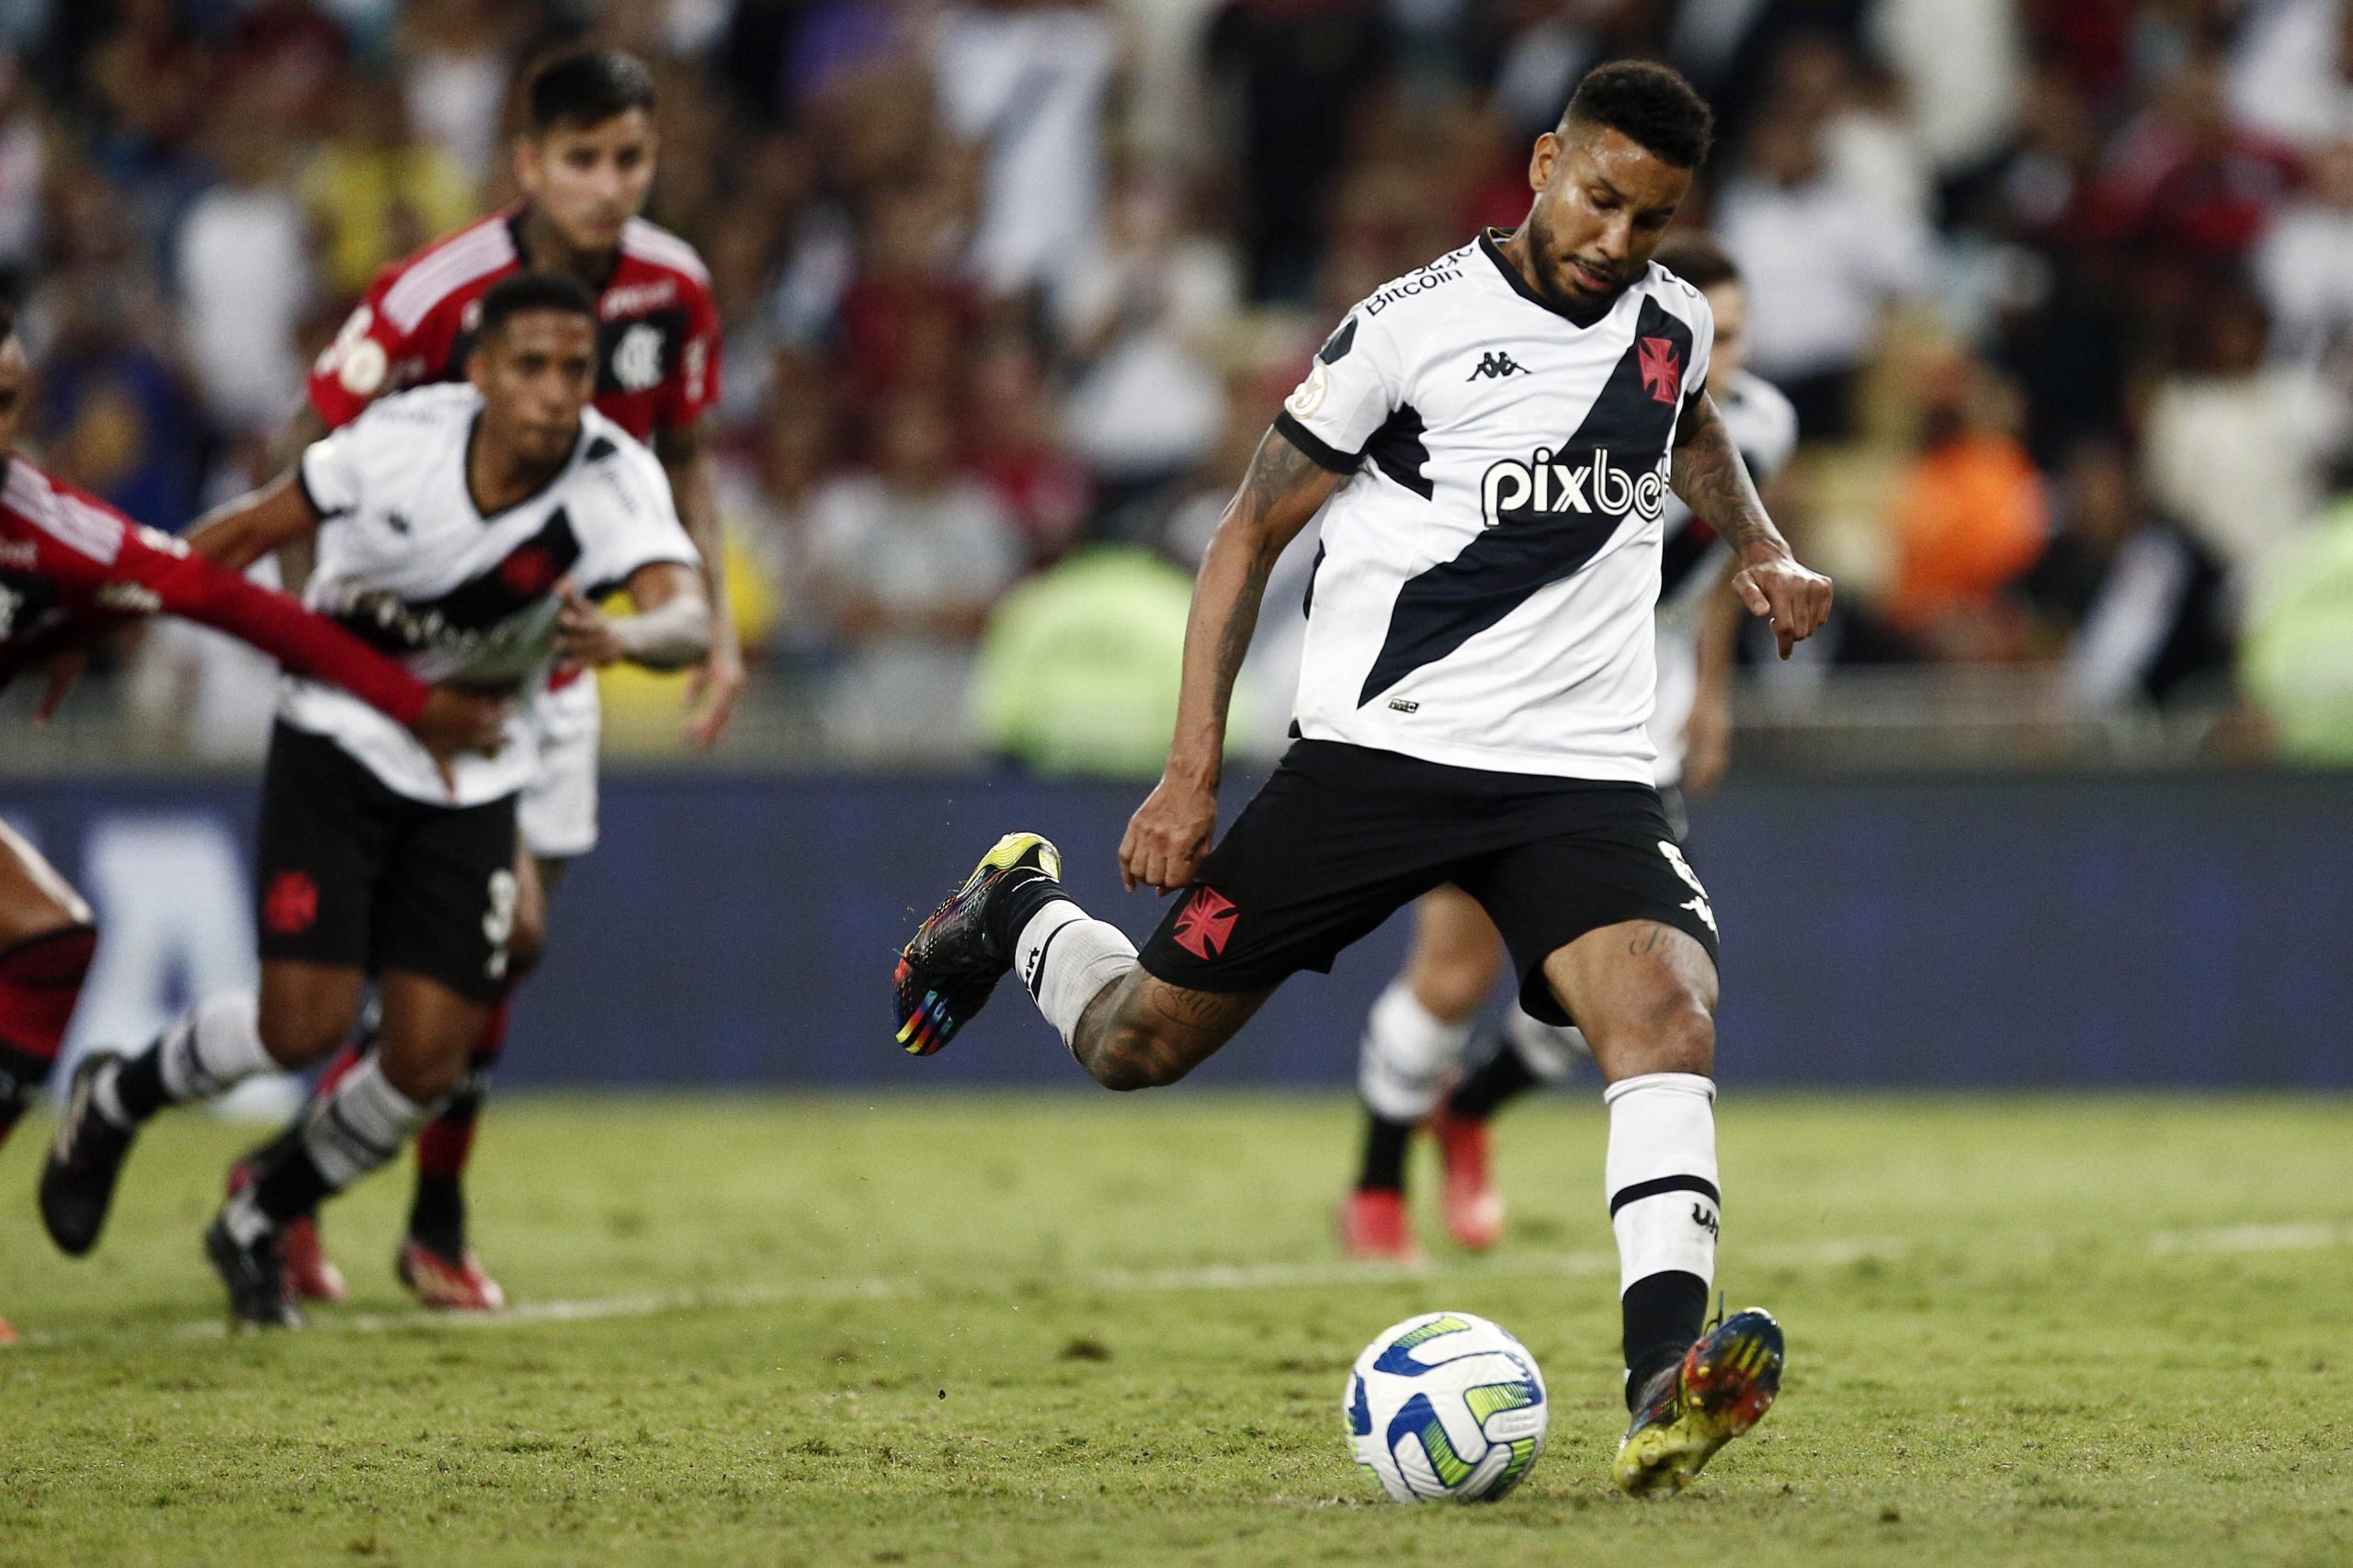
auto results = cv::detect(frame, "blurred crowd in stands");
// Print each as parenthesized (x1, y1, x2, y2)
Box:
(6, 0, 2353, 769)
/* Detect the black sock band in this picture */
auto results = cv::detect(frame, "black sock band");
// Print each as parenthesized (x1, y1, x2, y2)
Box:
(1356, 1110, 1415, 1193)
(1621, 1269, 1711, 1408)
(1448, 1040, 1540, 1121)
(983, 869, 1071, 960)
(408, 1176, 467, 1256)
(252, 1144, 335, 1225)
(110, 1044, 171, 1123)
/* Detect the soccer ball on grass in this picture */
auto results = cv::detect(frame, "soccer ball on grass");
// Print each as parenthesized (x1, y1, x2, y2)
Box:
(1344, 1311, 1548, 1503)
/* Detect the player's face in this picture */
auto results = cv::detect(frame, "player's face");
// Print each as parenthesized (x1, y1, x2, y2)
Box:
(517, 110, 658, 254)
(1521, 125, 1692, 311)
(472, 311, 598, 467)
(1701, 278, 1748, 383)
(0, 335, 26, 451)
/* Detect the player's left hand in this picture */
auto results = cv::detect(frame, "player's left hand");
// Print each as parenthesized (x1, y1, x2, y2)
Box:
(553, 579, 627, 669)
(682, 620, 745, 749)
(1733, 553, 1833, 660)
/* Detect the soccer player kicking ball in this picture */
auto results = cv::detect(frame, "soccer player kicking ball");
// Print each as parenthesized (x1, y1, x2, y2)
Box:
(893, 62, 1828, 1495)
(38, 275, 709, 1329)
(0, 301, 506, 1344)
(1344, 232, 1800, 1263)
(251, 47, 734, 1312)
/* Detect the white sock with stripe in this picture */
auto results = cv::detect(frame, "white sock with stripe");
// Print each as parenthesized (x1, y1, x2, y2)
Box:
(1015, 902, 1138, 1047)
(1605, 1071, 1721, 1392)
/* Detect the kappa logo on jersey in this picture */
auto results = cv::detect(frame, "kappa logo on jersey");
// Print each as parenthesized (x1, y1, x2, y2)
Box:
(1638, 336, 1682, 404)
(1480, 447, 1670, 530)
(1171, 886, 1240, 960)
(264, 870, 321, 936)
(1466, 351, 1529, 381)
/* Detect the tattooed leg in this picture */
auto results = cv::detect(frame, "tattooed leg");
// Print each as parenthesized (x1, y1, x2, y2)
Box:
(1067, 969, 1274, 1091)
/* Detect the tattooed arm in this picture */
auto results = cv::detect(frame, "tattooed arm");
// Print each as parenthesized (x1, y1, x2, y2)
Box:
(1118, 428, 1343, 892)
(1671, 390, 1834, 659)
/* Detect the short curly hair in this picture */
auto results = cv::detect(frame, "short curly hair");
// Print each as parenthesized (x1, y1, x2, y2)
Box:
(1560, 61, 1715, 170)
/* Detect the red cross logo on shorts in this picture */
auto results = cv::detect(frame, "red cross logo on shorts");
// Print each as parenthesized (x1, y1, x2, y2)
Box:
(1638, 336, 1682, 403)
(263, 870, 319, 936)
(1172, 885, 1239, 960)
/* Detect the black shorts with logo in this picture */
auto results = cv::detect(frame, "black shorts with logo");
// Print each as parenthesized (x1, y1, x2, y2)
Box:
(254, 723, 517, 1003)
(1137, 741, 1721, 1026)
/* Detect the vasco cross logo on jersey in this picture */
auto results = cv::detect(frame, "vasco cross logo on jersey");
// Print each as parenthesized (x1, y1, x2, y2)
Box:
(1172, 886, 1239, 960)
(1638, 336, 1682, 403)
(1466, 351, 1529, 381)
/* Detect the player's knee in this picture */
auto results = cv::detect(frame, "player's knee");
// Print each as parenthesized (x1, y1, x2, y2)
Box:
(1408, 951, 1494, 1023)
(506, 907, 548, 980)
(257, 1006, 351, 1071)
(1086, 1026, 1195, 1092)
(1636, 994, 1714, 1076)
(381, 1048, 466, 1107)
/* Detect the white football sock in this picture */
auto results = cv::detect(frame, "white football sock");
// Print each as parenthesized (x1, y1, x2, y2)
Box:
(301, 1054, 433, 1189)
(1358, 981, 1475, 1121)
(1604, 1072, 1721, 1294)
(99, 994, 273, 1125)
(1015, 901, 1138, 1046)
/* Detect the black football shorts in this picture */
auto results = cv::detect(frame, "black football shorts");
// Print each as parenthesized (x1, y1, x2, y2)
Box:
(1138, 741, 1721, 1026)
(254, 722, 518, 1003)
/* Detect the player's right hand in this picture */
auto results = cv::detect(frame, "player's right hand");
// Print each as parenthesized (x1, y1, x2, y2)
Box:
(1120, 775, 1218, 894)
(410, 687, 512, 790)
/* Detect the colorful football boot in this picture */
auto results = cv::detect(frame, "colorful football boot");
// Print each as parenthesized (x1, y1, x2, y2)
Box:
(1338, 1187, 1421, 1262)
(1612, 1307, 1784, 1497)
(395, 1237, 508, 1312)
(894, 832, 1061, 1057)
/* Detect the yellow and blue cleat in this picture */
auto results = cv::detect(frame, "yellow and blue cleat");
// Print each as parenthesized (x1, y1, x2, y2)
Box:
(893, 833, 1062, 1057)
(1612, 1306, 1783, 1497)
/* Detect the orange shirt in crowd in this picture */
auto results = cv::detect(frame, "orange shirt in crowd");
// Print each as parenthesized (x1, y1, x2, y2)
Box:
(1886, 431, 2049, 633)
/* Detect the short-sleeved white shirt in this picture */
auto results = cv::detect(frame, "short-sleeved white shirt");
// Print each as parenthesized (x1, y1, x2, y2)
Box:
(283, 383, 698, 806)
(1276, 232, 1715, 782)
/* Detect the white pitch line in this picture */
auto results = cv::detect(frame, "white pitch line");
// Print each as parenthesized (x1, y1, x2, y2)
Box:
(8, 1223, 2347, 1353)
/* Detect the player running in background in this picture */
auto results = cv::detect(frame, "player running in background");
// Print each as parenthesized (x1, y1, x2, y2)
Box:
(256, 47, 733, 1310)
(1342, 232, 1799, 1262)
(892, 63, 1831, 1494)
(0, 301, 506, 1345)
(37, 275, 709, 1329)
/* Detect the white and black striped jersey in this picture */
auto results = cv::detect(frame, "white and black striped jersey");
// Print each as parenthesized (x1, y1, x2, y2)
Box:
(282, 383, 698, 807)
(1650, 367, 1798, 787)
(1276, 231, 1715, 782)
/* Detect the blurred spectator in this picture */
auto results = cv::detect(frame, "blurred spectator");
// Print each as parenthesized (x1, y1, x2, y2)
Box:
(0, 48, 44, 287)
(1883, 347, 2048, 656)
(2142, 284, 2348, 589)
(969, 542, 1199, 778)
(802, 392, 1024, 754)
(932, 0, 1119, 301)
(2015, 439, 2231, 710)
(720, 381, 839, 657)
(2224, 0, 2353, 151)
(833, 181, 979, 420)
(966, 335, 1093, 565)
(2252, 138, 2353, 376)
(1204, 0, 1391, 301)
(1055, 168, 1237, 519)
(33, 267, 199, 532)
(393, 0, 529, 192)
(2239, 493, 2353, 763)
(301, 69, 475, 301)
(1715, 94, 1935, 437)
(171, 84, 311, 439)
(1865, 0, 2023, 181)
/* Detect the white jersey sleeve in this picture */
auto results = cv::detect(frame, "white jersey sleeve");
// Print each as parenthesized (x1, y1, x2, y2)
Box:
(1275, 306, 1412, 472)
(566, 418, 700, 597)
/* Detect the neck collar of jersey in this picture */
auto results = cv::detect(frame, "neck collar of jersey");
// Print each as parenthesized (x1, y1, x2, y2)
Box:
(462, 407, 585, 524)
(1479, 228, 1622, 330)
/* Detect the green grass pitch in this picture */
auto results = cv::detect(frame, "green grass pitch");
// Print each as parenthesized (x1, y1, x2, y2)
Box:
(3, 1092, 2348, 1566)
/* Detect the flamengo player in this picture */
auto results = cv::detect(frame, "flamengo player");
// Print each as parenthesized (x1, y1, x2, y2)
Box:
(38, 275, 709, 1328)
(0, 302, 505, 1344)
(892, 64, 1831, 1494)
(264, 48, 732, 1310)
(1343, 232, 1800, 1261)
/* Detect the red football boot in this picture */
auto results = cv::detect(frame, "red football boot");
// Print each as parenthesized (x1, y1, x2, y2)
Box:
(396, 1237, 508, 1312)
(1428, 1104, 1504, 1251)
(0, 1314, 17, 1346)
(1339, 1187, 1422, 1262)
